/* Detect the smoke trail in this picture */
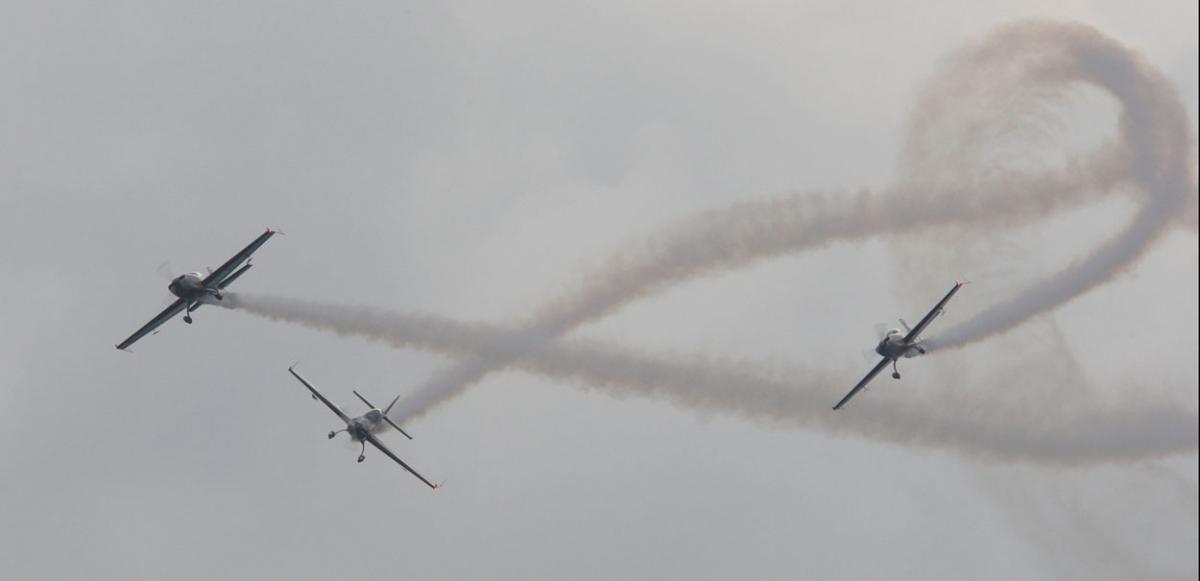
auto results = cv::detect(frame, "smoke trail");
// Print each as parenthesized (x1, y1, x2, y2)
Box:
(976, 462, 1199, 580)
(918, 21, 1196, 350)
(390, 20, 1194, 419)
(217, 21, 1197, 463)
(218, 292, 1197, 464)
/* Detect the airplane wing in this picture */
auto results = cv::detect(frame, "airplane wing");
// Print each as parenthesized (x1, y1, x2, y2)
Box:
(833, 357, 891, 410)
(364, 432, 439, 490)
(901, 281, 965, 344)
(288, 366, 350, 423)
(201, 229, 275, 288)
(115, 298, 188, 350)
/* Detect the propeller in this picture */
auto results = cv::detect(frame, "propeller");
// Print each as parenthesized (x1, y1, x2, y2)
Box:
(155, 261, 181, 305)
(155, 260, 177, 281)
(873, 322, 891, 341)
(862, 322, 891, 361)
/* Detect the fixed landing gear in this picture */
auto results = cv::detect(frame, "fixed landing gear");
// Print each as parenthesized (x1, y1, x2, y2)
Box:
(183, 314, 193, 324)
(357, 440, 366, 463)
(328, 431, 337, 439)
(357, 455, 366, 463)
(891, 359, 901, 380)
(892, 372, 901, 380)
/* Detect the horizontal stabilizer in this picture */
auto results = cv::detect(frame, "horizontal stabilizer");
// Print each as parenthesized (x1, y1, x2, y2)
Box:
(352, 390, 375, 409)
(384, 416, 414, 440)
(218, 263, 253, 289)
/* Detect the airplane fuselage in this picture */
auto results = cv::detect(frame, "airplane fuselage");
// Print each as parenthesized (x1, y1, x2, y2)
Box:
(345, 409, 389, 442)
(875, 330, 925, 360)
(168, 272, 222, 302)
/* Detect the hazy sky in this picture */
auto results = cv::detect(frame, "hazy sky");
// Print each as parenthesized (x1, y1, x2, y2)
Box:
(1, 2, 1196, 580)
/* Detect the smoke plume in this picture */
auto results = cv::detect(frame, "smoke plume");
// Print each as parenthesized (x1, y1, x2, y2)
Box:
(219, 20, 1196, 464)
(218, 292, 1195, 464)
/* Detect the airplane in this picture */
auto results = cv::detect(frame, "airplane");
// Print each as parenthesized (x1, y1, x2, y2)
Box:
(287, 365, 440, 490)
(115, 229, 276, 350)
(833, 281, 967, 410)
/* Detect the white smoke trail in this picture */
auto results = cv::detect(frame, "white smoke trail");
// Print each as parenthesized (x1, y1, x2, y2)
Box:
(218, 21, 1197, 464)
(917, 21, 1196, 350)
(217, 292, 1196, 465)
(389, 20, 1194, 419)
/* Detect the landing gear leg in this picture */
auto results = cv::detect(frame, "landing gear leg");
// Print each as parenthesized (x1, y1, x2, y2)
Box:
(328, 429, 346, 439)
(357, 441, 366, 463)
(891, 359, 901, 380)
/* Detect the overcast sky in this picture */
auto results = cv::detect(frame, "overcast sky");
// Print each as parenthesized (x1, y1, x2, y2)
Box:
(1, 2, 1197, 580)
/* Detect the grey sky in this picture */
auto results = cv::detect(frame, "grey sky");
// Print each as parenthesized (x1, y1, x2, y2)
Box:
(1, 2, 1196, 580)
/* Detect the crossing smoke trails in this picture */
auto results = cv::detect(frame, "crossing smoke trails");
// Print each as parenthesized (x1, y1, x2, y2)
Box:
(219, 292, 1195, 464)
(221, 21, 1197, 463)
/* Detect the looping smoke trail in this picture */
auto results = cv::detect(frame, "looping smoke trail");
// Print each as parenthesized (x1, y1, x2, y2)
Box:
(389, 20, 1194, 420)
(217, 292, 1197, 465)
(917, 21, 1196, 350)
(220, 20, 1196, 464)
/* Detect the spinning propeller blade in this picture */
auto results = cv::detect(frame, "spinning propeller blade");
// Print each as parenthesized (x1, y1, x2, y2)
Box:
(155, 261, 177, 281)
(873, 322, 890, 340)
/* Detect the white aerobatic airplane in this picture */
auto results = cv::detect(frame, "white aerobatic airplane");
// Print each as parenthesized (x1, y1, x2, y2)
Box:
(833, 281, 967, 410)
(115, 229, 276, 351)
(288, 365, 440, 490)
